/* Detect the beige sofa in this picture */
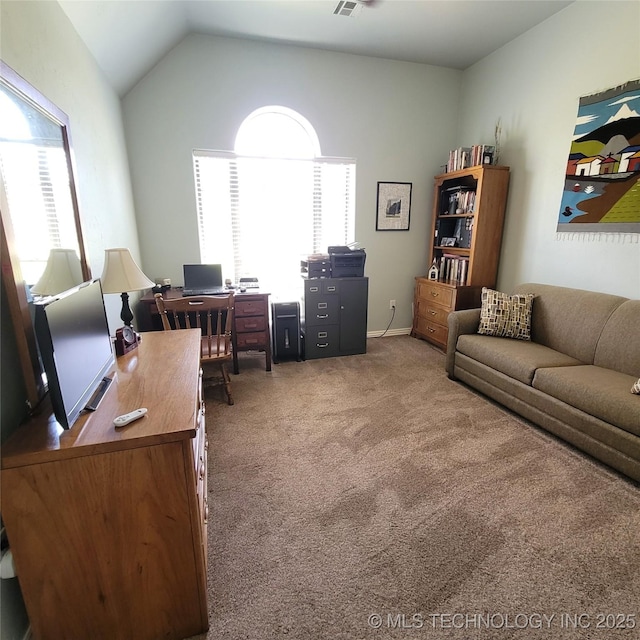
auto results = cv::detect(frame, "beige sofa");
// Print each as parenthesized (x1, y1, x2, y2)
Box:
(446, 283, 640, 483)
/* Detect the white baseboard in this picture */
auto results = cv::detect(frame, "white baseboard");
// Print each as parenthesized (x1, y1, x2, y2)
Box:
(367, 327, 412, 338)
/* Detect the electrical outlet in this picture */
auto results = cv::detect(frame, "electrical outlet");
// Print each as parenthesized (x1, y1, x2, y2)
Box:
(389, 299, 396, 310)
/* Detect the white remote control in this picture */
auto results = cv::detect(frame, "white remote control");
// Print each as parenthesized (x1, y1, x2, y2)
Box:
(114, 408, 147, 428)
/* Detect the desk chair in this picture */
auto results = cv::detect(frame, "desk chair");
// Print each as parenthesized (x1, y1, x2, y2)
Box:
(154, 293, 235, 405)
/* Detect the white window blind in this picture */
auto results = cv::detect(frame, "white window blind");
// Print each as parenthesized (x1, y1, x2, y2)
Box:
(0, 142, 76, 284)
(193, 150, 355, 293)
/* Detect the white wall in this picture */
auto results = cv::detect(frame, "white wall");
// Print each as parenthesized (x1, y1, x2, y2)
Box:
(458, 0, 640, 298)
(123, 34, 462, 332)
(1, 1, 144, 333)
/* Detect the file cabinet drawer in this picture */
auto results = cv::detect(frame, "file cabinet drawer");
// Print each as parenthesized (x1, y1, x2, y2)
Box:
(305, 296, 340, 326)
(305, 325, 340, 359)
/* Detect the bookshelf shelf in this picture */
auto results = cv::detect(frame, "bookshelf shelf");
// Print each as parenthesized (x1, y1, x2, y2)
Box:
(412, 164, 510, 350)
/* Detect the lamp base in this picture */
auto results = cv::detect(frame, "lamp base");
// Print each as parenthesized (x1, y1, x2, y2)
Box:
(120, 292, 134, 327)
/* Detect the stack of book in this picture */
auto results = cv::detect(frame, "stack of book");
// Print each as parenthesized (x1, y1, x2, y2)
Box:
(445, 187, 476, 215)
(446, 144, 495, 172)
(439, 254, 469, 286)
(470, 144, 495, 166)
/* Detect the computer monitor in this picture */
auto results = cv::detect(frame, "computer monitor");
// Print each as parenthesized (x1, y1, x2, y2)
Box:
(183, 264, 223, 290)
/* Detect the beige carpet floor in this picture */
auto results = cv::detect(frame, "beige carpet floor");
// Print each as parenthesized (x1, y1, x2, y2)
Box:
(190, 335, 640, 640)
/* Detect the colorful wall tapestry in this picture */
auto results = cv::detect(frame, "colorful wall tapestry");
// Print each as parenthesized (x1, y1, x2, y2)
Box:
(557, 79, 640, 236)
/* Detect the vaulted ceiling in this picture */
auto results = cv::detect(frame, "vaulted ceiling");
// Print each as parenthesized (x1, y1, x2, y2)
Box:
(59, 0, 574, 96)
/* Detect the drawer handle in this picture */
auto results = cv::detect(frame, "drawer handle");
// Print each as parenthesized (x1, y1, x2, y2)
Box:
(244, 323, 258, 329)
(428, 327, 436, 333)
(199, 461, 205, 480)
(316, 314, 328, 319)
(244, 339, 259, 344)
(316, 343, 329, 348)
(429, 310, 437, 316)
(310, 286, 319, 292)
(430, 291, 439, 297)
(204, 498, 209, 524)
(326, 286, 336, 292)
(317, 302, 328, 309)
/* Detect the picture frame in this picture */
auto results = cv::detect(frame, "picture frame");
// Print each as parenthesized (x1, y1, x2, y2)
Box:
(376, 182, 412, 231)
(441, 237, 457, 247)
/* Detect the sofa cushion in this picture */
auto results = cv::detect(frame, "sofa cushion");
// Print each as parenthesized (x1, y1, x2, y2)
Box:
(456, 334, 582, 385)
(512, 283, 627, 364)
(477, 287, 534, 340)
(593, 299, 640, 378)
(533, 365, 640, 437)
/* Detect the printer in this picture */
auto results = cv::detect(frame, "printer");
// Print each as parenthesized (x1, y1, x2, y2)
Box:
(327, 245, 366, 278)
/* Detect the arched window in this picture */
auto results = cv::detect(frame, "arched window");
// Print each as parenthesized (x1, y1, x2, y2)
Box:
(193, 106, 355, 293)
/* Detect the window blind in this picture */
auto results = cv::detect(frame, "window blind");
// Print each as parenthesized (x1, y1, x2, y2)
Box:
(193, 150, 355, 292)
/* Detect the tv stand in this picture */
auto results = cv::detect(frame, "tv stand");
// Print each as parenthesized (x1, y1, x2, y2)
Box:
(1, 331, 209, 640)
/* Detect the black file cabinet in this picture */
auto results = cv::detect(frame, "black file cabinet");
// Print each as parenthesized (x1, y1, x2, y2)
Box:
(303, 277, 368, 359)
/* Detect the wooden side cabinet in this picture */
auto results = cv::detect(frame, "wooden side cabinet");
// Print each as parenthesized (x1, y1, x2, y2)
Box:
(1, 331, 208, 640)
(413, 165, 510, 350)
(232, 293, 271, 373)
(413, 278, 482, 350)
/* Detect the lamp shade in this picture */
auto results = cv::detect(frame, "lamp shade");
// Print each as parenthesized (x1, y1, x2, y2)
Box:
(31, 248, 84, 295)
(100, 248, 154, 294)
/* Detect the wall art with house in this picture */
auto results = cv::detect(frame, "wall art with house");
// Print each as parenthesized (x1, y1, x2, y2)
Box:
(558, 79, 640, 235)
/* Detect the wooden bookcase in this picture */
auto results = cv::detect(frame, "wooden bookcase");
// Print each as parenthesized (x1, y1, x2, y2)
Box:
(412, 165, 510, 350)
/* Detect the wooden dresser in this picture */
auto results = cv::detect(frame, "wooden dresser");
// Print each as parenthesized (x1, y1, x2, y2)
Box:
(1, 330, 209, 640)
(413, 278, 482, 350)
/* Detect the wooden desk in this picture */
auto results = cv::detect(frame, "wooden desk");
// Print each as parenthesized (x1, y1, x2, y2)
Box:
(1, 331, 209, 640)
(139, 288, 272, 374)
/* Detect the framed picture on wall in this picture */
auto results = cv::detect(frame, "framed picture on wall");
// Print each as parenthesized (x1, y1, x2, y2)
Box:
(376, 182, 412, 231)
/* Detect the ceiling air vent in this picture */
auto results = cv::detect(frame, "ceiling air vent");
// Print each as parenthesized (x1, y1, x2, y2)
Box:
(334, 1, 362, 17)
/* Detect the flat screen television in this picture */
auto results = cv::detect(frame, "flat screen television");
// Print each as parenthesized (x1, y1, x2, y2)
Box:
(34, 279, 115, 429)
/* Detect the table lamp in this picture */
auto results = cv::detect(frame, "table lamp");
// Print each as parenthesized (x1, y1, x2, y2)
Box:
(31, 248, 84, 296)
(100, 248, 154, 327)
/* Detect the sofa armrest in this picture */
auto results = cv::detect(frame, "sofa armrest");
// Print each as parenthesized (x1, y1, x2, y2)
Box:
(446, 308, 480, 378)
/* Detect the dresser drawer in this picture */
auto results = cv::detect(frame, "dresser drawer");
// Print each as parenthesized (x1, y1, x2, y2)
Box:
(236, 331, 267, 348)
(235, 316, 266, 333)
(416, 281, 454, 309)
(415, 316, 448, 347)
(416, 300, 449, 327)
(235, 299, 266, 317)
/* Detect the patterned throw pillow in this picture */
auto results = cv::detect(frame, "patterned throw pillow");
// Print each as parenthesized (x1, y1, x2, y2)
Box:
(632, 379, 640, 395)
(478, 287, 535, 341)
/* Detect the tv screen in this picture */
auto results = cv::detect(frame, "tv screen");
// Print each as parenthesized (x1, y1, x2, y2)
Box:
(34, 279, 115, 429)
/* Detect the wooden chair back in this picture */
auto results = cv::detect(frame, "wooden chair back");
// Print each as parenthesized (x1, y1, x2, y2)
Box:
(154, 293, 234, 361)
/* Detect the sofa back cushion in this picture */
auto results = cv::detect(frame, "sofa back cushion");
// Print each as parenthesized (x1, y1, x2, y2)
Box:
(512, 283, 627, 364)
(594, 300, 640, 377)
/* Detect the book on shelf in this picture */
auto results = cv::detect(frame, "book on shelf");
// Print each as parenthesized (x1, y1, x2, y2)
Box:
(438, 254, 470, 286)
(446, 144, 496, 172)
(443, 185, 476, 215)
